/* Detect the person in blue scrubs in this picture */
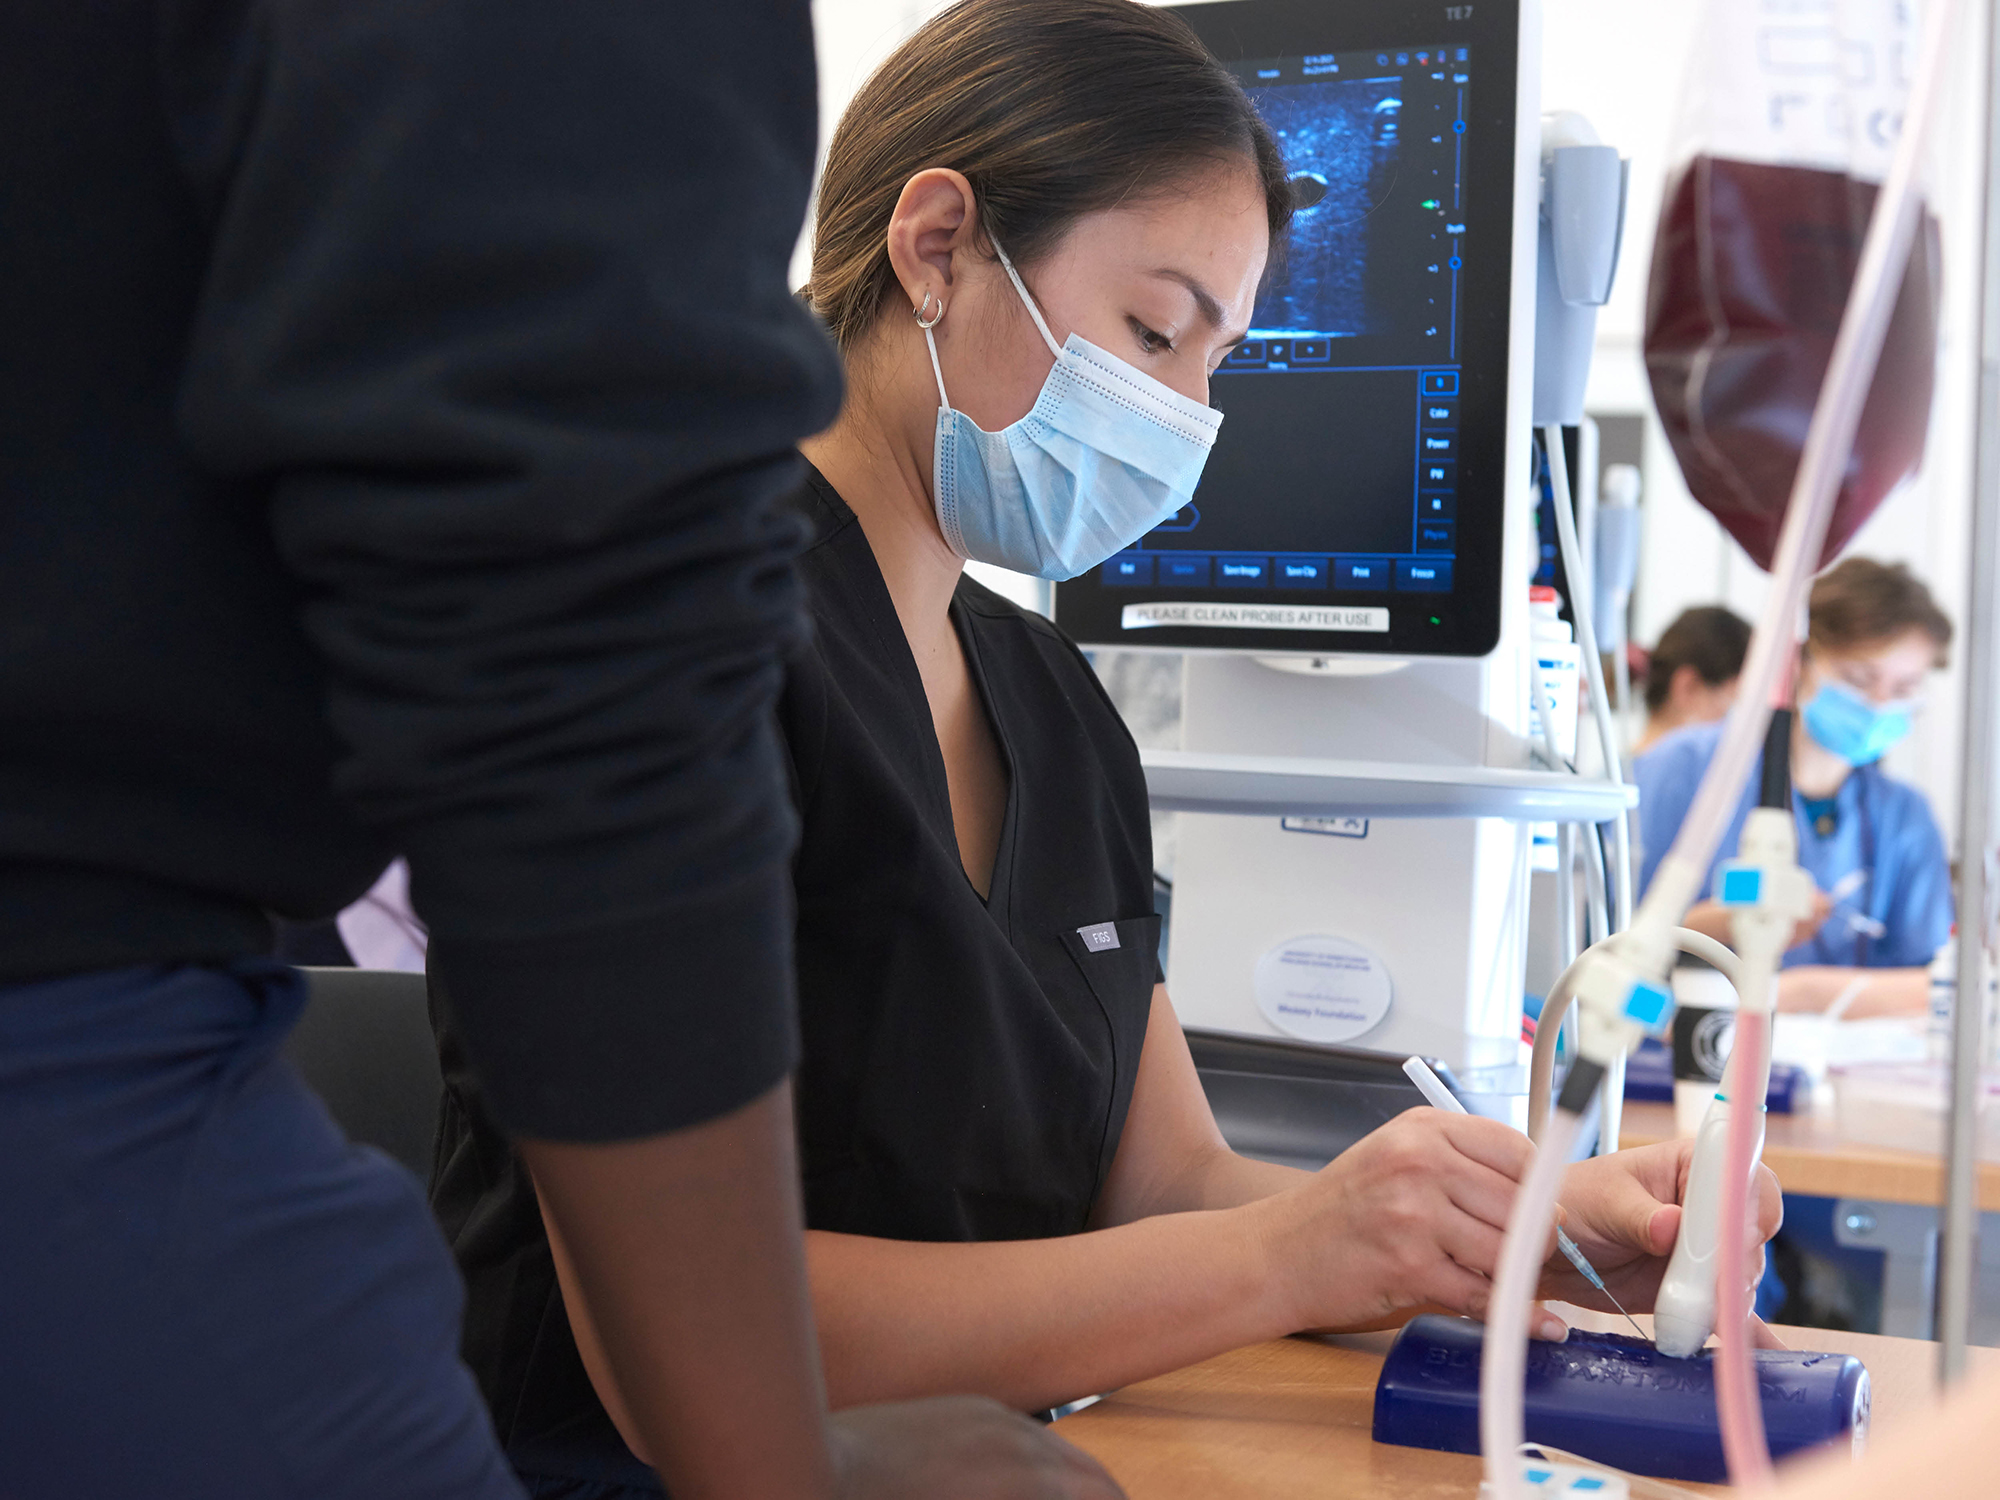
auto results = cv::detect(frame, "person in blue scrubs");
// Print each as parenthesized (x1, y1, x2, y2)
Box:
(1637, 558, 1954, 1016)
(1634, 606, 1752, 756)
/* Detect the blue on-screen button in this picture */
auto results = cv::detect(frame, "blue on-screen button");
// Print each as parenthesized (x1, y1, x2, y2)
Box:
(1101, 553, 1154, 586)
(1158, 554, 1211, 586)
(1215, 555, 1269, 586)
(1335, 558, 1388, 590)
(1274, 558, 1328, 588)
(1395, 557, 1454, 592)
(1417, 521, 1455, 551)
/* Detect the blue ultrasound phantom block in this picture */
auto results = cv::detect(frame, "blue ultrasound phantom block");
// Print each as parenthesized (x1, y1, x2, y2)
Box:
(1372, 1316, 1869, 1484)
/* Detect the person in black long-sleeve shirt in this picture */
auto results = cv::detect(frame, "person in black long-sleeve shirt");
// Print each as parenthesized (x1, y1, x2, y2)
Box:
(0, 4, 1121, 1498)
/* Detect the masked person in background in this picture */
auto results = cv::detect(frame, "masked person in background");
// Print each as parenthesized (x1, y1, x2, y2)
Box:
(432, 6, 1781, 1494)
(1634, 606, 1753, 756)
(1637, 559, 1954, 1016)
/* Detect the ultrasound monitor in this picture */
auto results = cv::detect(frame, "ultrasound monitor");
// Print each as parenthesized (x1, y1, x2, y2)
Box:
(1053, 0, 1530, 658)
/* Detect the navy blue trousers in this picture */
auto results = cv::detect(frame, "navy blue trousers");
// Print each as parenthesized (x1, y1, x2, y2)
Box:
(0, 961, 525, 1500)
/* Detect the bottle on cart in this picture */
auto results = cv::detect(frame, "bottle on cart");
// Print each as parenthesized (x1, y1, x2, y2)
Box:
(1925, 928, 1998, 1064)
(1526, 586, 1580, 875)
(1927, 933, 1956, 1064)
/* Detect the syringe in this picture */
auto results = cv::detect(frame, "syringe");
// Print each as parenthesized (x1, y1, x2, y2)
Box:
(1402, 1056, 1647, 1340)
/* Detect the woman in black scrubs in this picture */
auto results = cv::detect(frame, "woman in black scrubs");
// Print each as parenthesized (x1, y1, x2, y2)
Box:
(432, 2, 1781, 1490)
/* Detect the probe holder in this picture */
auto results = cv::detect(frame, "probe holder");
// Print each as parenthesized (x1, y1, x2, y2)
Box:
(1371, 1315, 1869, 1482)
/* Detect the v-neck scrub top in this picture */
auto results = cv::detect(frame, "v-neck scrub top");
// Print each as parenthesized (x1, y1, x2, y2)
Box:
(432, 466, 1162, 1462)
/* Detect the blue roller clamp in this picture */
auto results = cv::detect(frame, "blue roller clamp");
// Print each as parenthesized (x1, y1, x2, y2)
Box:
(1372, 1315, 1869, 1483)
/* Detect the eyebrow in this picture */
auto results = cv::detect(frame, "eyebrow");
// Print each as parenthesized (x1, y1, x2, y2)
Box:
(1148, 268, 1249, 345)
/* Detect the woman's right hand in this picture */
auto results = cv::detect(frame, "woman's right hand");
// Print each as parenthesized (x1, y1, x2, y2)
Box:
(1251, 1107, 1568, 1340)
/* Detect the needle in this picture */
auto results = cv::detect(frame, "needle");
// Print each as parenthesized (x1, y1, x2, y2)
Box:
(1401, 1056, 1649, 1341)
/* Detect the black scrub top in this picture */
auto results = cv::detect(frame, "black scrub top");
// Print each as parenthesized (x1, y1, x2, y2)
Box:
(430, 466, 1161, 1460)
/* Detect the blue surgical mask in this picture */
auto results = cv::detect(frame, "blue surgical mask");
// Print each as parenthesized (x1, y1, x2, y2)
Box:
(923, 241, 1222, 581)
(1802, 679, 1917, 766)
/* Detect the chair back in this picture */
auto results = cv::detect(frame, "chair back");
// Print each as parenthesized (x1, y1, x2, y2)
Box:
(287, 967, 441, 1185)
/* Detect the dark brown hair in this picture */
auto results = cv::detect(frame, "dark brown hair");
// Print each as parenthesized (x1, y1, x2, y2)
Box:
(806, 0, 1292, 352)
(1645, 606, 1753, 713)
(1809, 556, 1953, 662)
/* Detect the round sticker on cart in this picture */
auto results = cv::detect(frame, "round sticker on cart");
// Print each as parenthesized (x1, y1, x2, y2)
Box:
(1254, 934, 1393, 1044)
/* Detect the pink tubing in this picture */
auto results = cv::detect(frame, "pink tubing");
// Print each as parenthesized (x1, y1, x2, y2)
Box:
(1715, 1008, 1773, 1489)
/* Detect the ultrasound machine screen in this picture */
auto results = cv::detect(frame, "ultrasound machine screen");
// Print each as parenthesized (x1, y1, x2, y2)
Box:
(1054, 0, 1522, 657)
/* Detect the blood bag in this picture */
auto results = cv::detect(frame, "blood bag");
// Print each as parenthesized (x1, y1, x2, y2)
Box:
(1643, 0, 1941, 572)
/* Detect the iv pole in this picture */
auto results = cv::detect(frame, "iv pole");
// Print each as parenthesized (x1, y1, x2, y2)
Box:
(1940, 0, 2000, 1386)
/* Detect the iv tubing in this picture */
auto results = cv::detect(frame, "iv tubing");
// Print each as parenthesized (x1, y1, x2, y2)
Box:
(1715, 1006, 1774, 1488)
(1499, 6, 1952, 1479)
(1632, 0, 1957, 939)
(1526, 929, 1744, 1145)
(1479, 1106, 1583, 1500)
(1702, 4, 1958, 1478)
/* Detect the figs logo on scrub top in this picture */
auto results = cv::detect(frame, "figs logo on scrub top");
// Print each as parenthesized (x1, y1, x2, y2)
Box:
(1253, 933, 1393, 1044)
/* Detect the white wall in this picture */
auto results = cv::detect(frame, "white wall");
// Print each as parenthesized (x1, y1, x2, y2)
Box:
(796, 1, 955, 291)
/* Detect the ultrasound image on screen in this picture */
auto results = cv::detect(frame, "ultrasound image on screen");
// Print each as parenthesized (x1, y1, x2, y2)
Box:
(1055, 23, 1508, 657)
(1247, 78, 1406, 338)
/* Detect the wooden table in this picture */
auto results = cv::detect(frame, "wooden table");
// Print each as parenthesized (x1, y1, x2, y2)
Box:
(1619, 1100, 2000, 1212)
(1059, 1309, 2000, 1499)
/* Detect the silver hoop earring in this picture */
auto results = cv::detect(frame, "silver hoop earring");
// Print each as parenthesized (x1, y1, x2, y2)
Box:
(914, 291, 946, 329)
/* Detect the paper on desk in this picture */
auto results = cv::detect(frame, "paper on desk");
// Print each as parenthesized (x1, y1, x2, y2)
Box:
(1831, 1061, 2000, 1161)
(1770, 1013, 1927, 1084)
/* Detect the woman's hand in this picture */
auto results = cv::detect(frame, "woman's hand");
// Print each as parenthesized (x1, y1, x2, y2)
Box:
(1253, 1108, 1570, 1340)
(1684, 894, 1832, 953)
(1547, 1139, 1783, 1314)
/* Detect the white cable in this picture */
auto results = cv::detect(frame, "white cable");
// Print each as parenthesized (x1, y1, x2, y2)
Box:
(1534, 620, 1583, 1081)
(1547, 431, 1634, 1153)
(1480, 1108, 1583, 1500)
(1581, 827, 1629, 1153)
(1546, 427, 1632, 936)
(1556, 821, 1580, 988)
(1583, 821, 1611, 947)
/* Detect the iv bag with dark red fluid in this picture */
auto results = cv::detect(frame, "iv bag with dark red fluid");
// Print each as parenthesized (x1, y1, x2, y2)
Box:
(1642, 0, 1942, 573)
